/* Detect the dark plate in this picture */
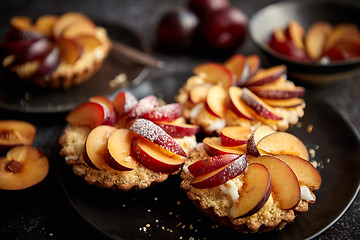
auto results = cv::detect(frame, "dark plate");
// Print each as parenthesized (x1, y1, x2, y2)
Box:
(55, 73, 360, 240)
(0, 21, 149, 113)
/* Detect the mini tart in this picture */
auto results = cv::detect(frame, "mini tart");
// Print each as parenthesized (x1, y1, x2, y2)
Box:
(58, 93, 198, 191)
(176, 55, 305, 135)
(27, 27, 111, 89)
(59, 125, 196, 191)
(2, 13, 111, 89)
(180, 126, 320, 233)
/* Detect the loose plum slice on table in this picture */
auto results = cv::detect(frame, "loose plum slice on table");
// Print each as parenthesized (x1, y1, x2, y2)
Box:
(0, 146, 49, 190)
(0, 120, 36, 150)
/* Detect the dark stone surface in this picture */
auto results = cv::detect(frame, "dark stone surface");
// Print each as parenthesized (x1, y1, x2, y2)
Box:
(0, 0, 359, 239)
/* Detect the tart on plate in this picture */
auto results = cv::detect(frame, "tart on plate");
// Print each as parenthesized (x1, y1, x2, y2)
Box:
(180, 125, 321, 232)
(176, 54, 306, 134)
(59, 91, 199, 190)
(1, 12, 111, 89)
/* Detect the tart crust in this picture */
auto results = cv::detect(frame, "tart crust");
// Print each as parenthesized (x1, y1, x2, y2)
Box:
(59, 125, 196, 191)
(180, 143, 316, 233)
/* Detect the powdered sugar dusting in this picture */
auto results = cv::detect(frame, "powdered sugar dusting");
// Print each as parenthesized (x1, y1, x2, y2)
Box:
(128, 95, 158, 119)
(123, 91, 138, 114)
(143, 103, 182, 121)
(129, 118, 186, 156)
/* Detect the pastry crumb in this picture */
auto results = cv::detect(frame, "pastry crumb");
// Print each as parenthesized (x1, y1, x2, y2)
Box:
(307, 124, 313, 133)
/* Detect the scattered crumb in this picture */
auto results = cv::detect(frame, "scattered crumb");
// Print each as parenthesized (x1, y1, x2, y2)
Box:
(326, 158, 331, 163)
(109, 73, 127, 88)
(311, 160, 318, 168)
(306, 124, 313, 133)
(154, 197, 158, 201)
(169, 211, 173, 215)
(296, 122, 303, 128)
(309, 148, 316, 158)
(314, 145, 319, 150)
(24, 92, 31, 101)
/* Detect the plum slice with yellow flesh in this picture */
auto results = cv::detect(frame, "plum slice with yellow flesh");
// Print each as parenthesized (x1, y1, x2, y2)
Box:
(0, 120, 36, 150)
(84, 125, 117, 170)
(203, 137, 247, 156)
(129, 118, 186, 157)
(247, 125, 276, 156)
(220, 126, 251, 147)
(127, 95, 159, 120)
(190, 154, 247, 189)
(112, 91, 138, 117)
(65, 101, 106, 129)
(0, 145, 49, 190)
(155, 121, 199, 138)
(285, 20, 305, 49)
(262, 98, 305, 108)
(204, 85, 228, 118)
(241, 88, 282, 120)
(106, 129, 137, 171)
(188, 154, 241, 177)
(244, 65, 286, 87)
(56, 37, 82, 64)
(275, 154, 321, 191)
(89, 95, 117, 126)
(224, 54, 248, 86)
(305, 22, 333, 60)
(193, 62, 235, 88)
(131, 136, 186, 173)
(247, 155, 301, 209)
(246, 54, 261, 79)
(257, 131, 309, 160)
(227, 86, 255, 120)
(142, 103, 182, 122)
(232, 163, 271, 218)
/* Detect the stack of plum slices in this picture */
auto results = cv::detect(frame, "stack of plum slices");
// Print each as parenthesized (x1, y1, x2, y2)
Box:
(59, 91, 199, 190)
(181, 125, 321, 232)
(176, 53, 306, 134)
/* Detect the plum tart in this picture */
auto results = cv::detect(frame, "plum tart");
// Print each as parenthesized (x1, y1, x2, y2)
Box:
(1, 12, 111, 89)
(176, 54, 306, 134)
(180, 125, 321, 232)
(59, 91, 199, 190)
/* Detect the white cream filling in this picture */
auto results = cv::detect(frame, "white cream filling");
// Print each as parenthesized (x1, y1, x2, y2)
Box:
(189, 104, 203, 119)
(219, 180, 240, 217)
(205, 118, 226, 133)
(300, 185, 315, 202)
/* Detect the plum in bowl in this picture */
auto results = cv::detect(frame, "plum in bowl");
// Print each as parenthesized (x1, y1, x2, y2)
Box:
(249, 0, 360, 86)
